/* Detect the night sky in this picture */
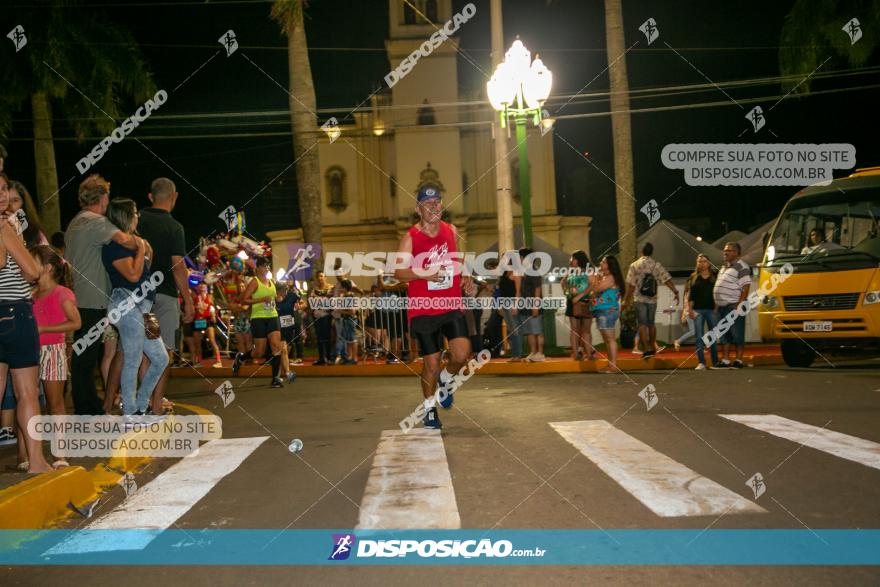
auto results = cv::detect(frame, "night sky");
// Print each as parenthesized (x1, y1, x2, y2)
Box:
(4, 0, 878, 256)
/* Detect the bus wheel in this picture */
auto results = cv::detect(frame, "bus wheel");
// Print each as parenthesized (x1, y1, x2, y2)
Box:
(780, 340, 816, 368)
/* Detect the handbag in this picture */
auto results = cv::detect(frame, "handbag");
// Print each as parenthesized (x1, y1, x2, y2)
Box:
(572, 298, 592, 318)
(143, 313, 161, 340)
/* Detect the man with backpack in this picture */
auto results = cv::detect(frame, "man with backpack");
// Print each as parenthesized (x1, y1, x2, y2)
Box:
(623, 243, 679, 359)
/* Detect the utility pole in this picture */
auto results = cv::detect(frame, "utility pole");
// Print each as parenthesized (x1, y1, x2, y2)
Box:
(490, 0, 515, 256)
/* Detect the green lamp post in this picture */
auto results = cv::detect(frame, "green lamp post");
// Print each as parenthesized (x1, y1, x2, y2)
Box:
(487, 40, 561, 355)
(486, 38, 553, 249)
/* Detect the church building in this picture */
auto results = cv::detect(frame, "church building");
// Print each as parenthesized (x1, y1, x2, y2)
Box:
(268, 0, 591, 286)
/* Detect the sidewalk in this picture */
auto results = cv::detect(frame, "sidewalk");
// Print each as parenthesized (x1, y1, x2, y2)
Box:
(170, 344, 784, 378)
(0, 402, 212, 529)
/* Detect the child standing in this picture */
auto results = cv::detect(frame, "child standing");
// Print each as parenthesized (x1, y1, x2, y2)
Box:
(31, 245, 81, 467)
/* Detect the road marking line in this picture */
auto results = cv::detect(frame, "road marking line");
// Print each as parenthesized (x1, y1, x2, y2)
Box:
(44, 437, 269, 554)
(721, 414, 880, 470)
(356, 429, 460, 529)
(549, 420, 765, 517)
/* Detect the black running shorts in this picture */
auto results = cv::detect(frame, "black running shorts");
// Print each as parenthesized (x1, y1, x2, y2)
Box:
(409, 310, 469, 357)
(250, 316, 281, 339)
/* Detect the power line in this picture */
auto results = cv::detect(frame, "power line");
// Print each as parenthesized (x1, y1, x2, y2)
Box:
(18, 42, 863, 53)
(8, 81, 878, 142)
(11, 63, 878, 125)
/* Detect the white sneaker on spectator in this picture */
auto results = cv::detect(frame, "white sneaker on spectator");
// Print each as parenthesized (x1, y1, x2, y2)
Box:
(525, 353, 536, 362)
(694, 363, 707, 370)
(0, 426, 16, 446)
(531, 352, 546, 362)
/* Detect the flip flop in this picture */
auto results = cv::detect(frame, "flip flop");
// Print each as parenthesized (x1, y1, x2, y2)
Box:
(52, 460, 70, 469)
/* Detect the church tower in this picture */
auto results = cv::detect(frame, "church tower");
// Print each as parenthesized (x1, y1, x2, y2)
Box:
(385, 0, 464, 216)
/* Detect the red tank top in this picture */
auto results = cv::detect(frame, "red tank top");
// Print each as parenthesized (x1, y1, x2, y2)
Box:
(406, 221, 461, 320)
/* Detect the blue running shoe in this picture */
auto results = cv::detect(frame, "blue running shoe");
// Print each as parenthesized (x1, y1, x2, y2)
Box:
(437, 381, 454, 409)
(287, 372, 297, 384)
(424, 406, 442, 429)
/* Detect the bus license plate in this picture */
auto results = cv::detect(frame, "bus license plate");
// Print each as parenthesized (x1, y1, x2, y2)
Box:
(803, 321, 832, 332)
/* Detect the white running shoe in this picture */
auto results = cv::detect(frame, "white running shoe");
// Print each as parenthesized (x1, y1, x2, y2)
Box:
(0, 426, 16, 446)
(694, 363, 707, 370)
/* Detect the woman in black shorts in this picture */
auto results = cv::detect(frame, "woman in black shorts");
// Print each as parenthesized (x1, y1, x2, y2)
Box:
(239, 257, 285, 388)
(0, 173, 51, 473)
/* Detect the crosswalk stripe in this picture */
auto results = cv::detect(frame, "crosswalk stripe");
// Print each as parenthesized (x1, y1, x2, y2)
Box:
(356, 428, 461, 529)
(550, 420, 766, 517)
(721, 414, 880, 470)
(44, 436, 269, 554)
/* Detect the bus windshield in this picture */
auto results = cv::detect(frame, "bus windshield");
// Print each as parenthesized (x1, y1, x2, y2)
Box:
(765, 189, 880, 268)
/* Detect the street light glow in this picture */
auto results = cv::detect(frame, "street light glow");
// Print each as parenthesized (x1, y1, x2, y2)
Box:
(487, 62, 516, 111)
(504, 39, 531, 82)
(487, 39, 553, 127)
(523, 56, 552, 109)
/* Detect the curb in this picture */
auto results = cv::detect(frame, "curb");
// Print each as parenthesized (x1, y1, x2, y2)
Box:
(0, 402, 212, 530)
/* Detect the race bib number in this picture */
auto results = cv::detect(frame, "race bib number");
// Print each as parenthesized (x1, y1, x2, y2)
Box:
(427, 263, 453, 291)
(279, 315, 294, 328)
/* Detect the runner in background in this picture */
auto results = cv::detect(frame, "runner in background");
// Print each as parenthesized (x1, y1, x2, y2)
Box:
(239, 257, 285, 388)
(275, 282, 299, 383)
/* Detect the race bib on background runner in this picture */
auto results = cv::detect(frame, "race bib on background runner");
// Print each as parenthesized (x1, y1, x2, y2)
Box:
(279, 315, 294, 328)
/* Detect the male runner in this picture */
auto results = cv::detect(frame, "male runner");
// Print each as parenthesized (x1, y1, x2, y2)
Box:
(393, 185, 471, 429)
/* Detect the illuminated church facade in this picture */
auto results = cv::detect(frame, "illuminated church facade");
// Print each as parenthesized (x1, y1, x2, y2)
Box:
(269, 0, 591, 286)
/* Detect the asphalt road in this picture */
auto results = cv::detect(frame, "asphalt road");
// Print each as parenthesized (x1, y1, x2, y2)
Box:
(6, 360, 880, 585)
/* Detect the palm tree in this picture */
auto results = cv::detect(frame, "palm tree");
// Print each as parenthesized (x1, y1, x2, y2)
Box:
(603, 0, 637, 265)
(271, 0, 323, 254)
(0, 1, 156, 235)
(779, 0, 880, 94)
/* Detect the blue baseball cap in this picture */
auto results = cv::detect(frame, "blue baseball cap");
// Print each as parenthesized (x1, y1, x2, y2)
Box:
(417, 185, 442, 203)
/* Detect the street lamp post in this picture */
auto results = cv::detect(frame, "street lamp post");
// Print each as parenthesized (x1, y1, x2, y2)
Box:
(488, 40, 560, 356)
(487, 39, 552, 249)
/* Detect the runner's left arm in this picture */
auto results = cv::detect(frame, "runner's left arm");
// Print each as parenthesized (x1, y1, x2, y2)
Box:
(391, 231, 443, 284)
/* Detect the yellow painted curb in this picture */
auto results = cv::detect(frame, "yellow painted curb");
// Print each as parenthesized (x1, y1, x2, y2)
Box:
(0, 466, 96, 530)
(0, 402, 215, 529)
(172, 351, 785, 378)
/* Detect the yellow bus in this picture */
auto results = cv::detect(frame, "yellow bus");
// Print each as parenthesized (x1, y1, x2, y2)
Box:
(758, 167, 880, 367)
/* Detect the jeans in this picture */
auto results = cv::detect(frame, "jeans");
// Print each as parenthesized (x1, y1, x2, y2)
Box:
(676, 316, 695, 345)
(292, 314, 304, 359)
(635, 302, 657, 326)
(111, 289, 169, 415)
(335, 317, 356, 360)
(593, 308, 619, 330)
(717, 304, 746, 346)
(71, 308, 108, 415)
(314, 315, 333, 362)
(516, 312, 543, 336)
(693, 309, 719, 366)
(501, 309, 522, 358)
